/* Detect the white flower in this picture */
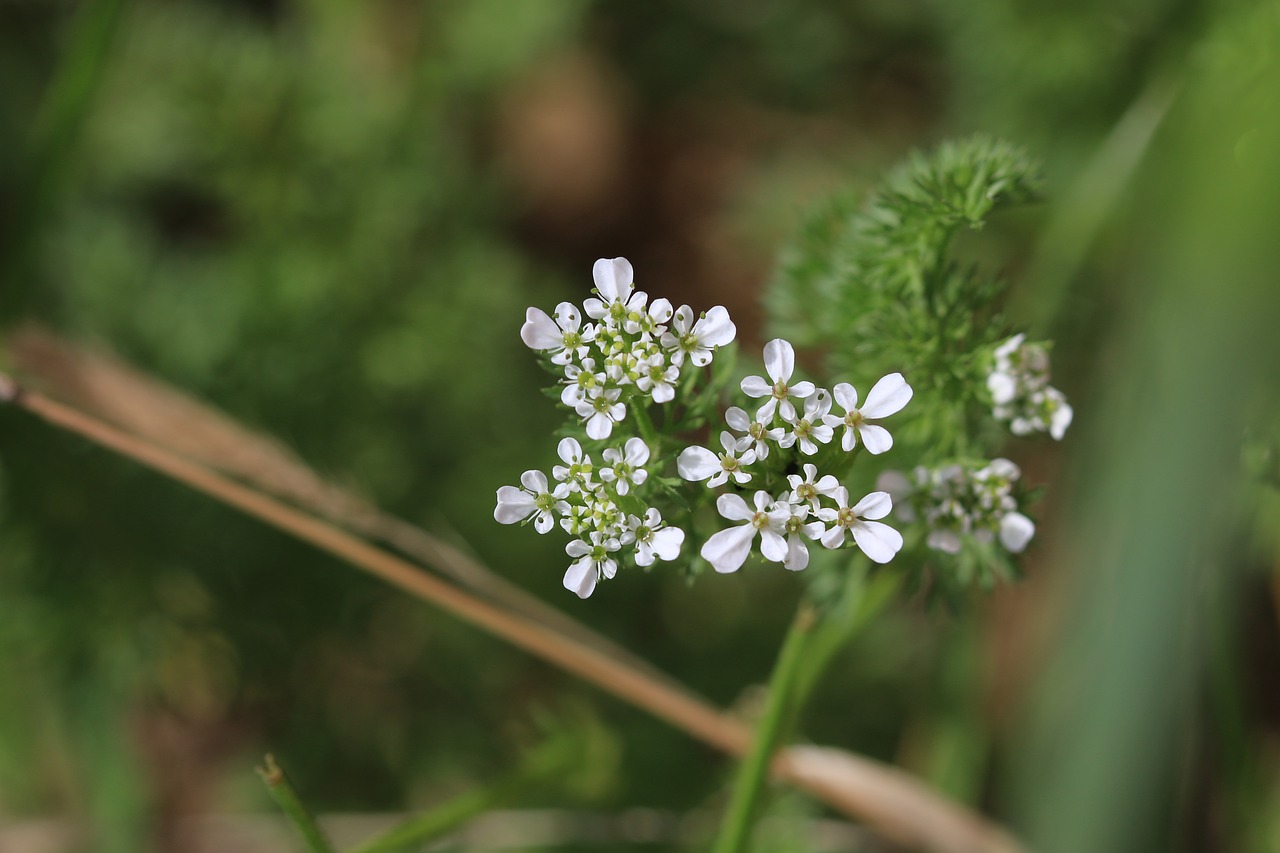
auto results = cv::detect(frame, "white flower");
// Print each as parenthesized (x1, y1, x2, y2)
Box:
(700, 491, 788, 574)
(778, 388, 835, 456)
(660, 305, 737, 367)
(520, 302, 594, 365)
(636, 352, 680, 403)
(999, 512, 1036, 553)
(574, 388, 626, 440)
(724, 406, 784, 460)
(816, 488, 903, 564)
(626, 508, 685, 566)
(551, 437, 596, 493)
(677, 431, 756, 487)
(740, 338, 816, 422)
(560, 358, 607, 408)
(827, 373, 913, 454)
(773, 497, 826, 571)
(563, 531, 621, 599)
(494, 470, 569, 533)
(987, 334, 1071, 441)
(600, 438, 650, 496)
(787, 463, 842, 512)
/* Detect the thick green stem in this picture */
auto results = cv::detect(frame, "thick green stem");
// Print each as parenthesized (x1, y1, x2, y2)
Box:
(710, 602, 818, 853)
(257, 755, 336, 853)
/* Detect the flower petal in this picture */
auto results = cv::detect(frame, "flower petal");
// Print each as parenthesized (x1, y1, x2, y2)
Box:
(852, 520, 903, 563)
(585, 412, 613, 440)
(857, 423, 893, 455)
(725, 406, 751, 432)
(784, 535, 810, 571)
(557, 438, 583, 465)
(677, 446, 720, 481)
(494, 486, 535, 524)
(740, 375, 771, 398)
(592, 257, 634, 303)
(763, 338, 795, 382)
(694, 306, 737, 346)
(624, 437, 650, 466)
(861, 373, 913, 419)
(701, 524, 757, 573)
(563, 558, 598, 599)
(759, 528, 788, 563)
(650, 527, 685, 561)
(716, 492, 755, 521)
(520, 470, 548, 492)
(832, 382, 859, 412)
(553, 301, 582, 332)
(999, 512, 1036, 552)
(820, 526, 846, 549)
(851, 490, 893, 520)
(520, 307, 563, 350)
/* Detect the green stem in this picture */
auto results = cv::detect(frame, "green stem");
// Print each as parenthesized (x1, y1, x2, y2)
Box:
(350, 740, 574, 853)
(257, 755, 336, 853)
(710, 601, 818, 853)
(631, 402, 660, 449)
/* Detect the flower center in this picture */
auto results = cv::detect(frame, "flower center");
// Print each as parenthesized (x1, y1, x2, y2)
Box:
(796, 483, 816, 502)
(748, 422, 766, 440)
(837, 506, 857, 528)
(794, 419, 812, 438)
(590, 545, 609, 561)
(535, 493, 556, 511)
(751, 511, 769, 530)
(719, 454, 740, 472)
(592, 397, 612, 413)
(679, 332, 699, 351)
(785, 516, 804, 535)
(844, 410, 864, 428)
(772, 380, 789, 399)
(635, 525, 653, 542)
(562, 331, 582, 350)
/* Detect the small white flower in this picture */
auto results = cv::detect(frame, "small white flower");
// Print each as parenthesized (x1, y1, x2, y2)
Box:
(724, 406, 784, 460)
(520, 302, 594, 365)
(574, 388, 626, 440)
(551, 437, 596, 493)
(600, 438, 650, 496)
(677, 431, 756, 487)
(699, 491, 789, 574)
(563, 531, 621, 599)
(660, 305, 737, 367)
(494, 470, 569, 534)
(772, 496, 826, 571)
(999, 511, 1036, 553)
(816, 487, 903, 564)
(626, 508, 685, 567)
(987, 334, 1071, 441)
(560, 358, 607, 408)
(787, 463, 842, 512)
(636, 352, 680, 403)
(779, 388, 836, 456)
(827, 373, 913, 454)
(740, 338, 816, 422)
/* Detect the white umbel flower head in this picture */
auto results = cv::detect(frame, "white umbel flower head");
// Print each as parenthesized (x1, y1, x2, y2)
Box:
(827, 373, 914, 454)
(563, 531, 621, 599)
(816, 487, 903, 564)
(626, 508, 685, 567)
(677, 431, 756, 487)
(494, 470, 569, 533)
(740, 339, 816, 422)
(700, 491, 789, 574)
(660, 305, 737, 367)
(520, 302, 594, 365)
(988, 334, 1072, 441)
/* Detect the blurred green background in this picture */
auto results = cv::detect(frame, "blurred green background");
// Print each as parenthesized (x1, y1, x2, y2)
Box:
(2, 1, 1279, 851)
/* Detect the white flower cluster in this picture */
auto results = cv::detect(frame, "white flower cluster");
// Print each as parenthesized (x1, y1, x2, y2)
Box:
(878, 459, 1036, 555)
(495, 437, 685, 599)
(677, 339, 913, 573)
(520, 257, 736, 440)
(987, 334, 1073, 440)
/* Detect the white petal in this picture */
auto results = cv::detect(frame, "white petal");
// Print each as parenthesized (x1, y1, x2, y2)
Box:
(634, 543, 656, 567)
(651, 382, 675, 403)
(563, 558, 598, 599)
(533, 511, 554, 534)
(999, 512, 1036, 552)
(789, 381, 816, 399)
(650, 527, 685, 561)
(701, 524, 757, 573)
(852, 520, 903, 564)
(740, 375, 772, 398)
(585, 412, 613, 440)
(677, 446, 720, 481)
(671, 305, 694, 334)
(553, 301, 582, 332)
(557, 437, 583, 465)
(521, 470, 549, 492)
(861, 373, 913, 419)
(763, 339, 795, 382)
(520, 307, 563, 350)
(759, 528, 788, 563)
(830, 486, 849, 507)
(649, 297, 674, 324)
(689, 347, 713, 367)
(592, 257, 634, 303)
(694, 306, 736, 346)
(725, 406, 751, 432)
(583, 297, 608, 320)
(832, 382, 859, 412)
(494, 486, 536, 524)
(851, 490, 893, 520)
(1051, 398, 1073, 440)
(716, 492, 755, 521)
(857, 423, 893, 455)
(624, 437, 650, 466)
(601, 559, 618, 580)
(819, 526, 846, 549)
(565, 538, 592, 557)
(987, 371, 1017, 405)
(784, 535, 810, 571)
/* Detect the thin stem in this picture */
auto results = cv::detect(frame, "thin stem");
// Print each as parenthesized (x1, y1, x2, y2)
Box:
(256, 755, 336, 853)
(631, 401, 660, 449)
(711, 601, 819, 853)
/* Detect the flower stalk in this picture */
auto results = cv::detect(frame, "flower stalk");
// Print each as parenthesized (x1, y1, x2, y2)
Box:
(257, 754, 336, 853)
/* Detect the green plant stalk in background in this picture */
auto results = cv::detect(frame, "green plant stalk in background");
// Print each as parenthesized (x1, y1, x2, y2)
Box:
(257, 754, 336, 853)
